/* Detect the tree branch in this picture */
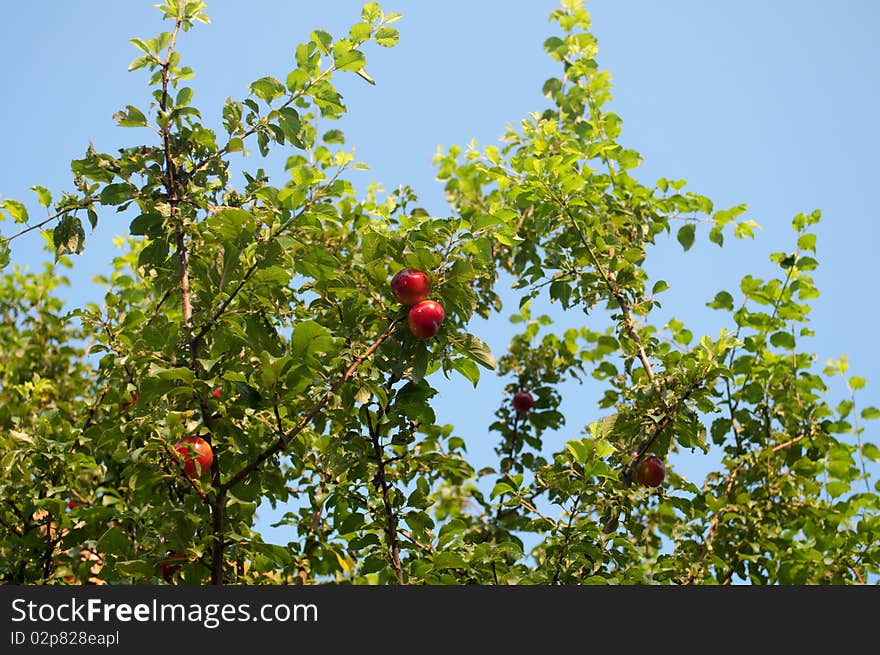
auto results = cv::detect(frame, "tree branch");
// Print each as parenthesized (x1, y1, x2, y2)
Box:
(220, 316, 403, 493)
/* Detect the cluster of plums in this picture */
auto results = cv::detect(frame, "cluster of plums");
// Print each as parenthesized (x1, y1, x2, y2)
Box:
(390, 268, 445, 339)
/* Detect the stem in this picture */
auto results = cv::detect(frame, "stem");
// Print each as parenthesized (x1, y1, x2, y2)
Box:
(365, 400, 404, 585)
(159, 20, 191, 332)
(552, 493, 582, 584)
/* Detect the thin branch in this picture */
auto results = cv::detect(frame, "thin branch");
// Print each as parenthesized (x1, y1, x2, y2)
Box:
(146, 285, 174, 326)
(0, 514, 21, 537)
(189, 163, 349, 351)
(160, 441, 209, 502)
(187, 64, 338, 179)
(684, 464, 742, 585)
(398, 527, 434, 555)
(517, 497, 556, 528)
(552, 493, 582, 584)
(770, 433, 808, 453)
(0, 202, 95, 245)
(365, 387, 405, 585)
(220, 316, 403, 493)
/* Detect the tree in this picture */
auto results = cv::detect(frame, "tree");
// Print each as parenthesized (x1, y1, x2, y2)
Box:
(0, 0, 877, 585)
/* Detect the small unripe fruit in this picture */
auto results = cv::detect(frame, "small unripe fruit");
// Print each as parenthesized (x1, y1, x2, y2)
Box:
(173, 436, 213, 479)
(635, 455, 666, 488)
(512, 390, 534, 414)
(407, 300, 445, 339)
(390, 268, 431, 306)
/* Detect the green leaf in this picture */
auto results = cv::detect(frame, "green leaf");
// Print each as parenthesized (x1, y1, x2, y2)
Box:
(53, 214, 86, 257)
(100, 182, 137, 206)
(490, 482, 516, 499)
(116, 560, 154, 578)
(349, 22, 372, 43)
(334, 48, 365, 72)
(362, 2, 382, 22)
(862, 443, 880, 461)
(673, 328, 693, 346)
(707, 290, 734, 311)
(114, 104, 148, 127)
(449, 333, 496, 370)
(374, 26, 399, 47)
(310, 80, 345, 117)
(549, 280, 572, 307)
(30, 185, 52, 207)
(356, 68, 376, 85)
(677, 223, 695, 251)
(409, 342, 428, 383)
(566, 440, 589, 465)
(250, 76, 285, 103)
(292, 320, 334, 359)
(97, 526, 128, 554)
(148, 364, 194, 383)
(176, 87, 194, 106)
(769, 331, 796, 349)
(826, 481, 849, 499)
(1, 199, 29, 223)
(277, 107, 303, 147)
(323, 129, 345, 144)
(310, 29, 333, 55)
(594, 439, 615, 458)
(128, 54, 153, 71)
(0, 241, 9, 270)
(861, 406, 880, 420)
(451, 357, 480, 387)
(797, 233, 816, 252)
(652, 280, 669, 295)
(404, 511, 434, 539)
(431, 552, 468, 570)
(616, 148, 641, 169)
(233, 381, 262, 408)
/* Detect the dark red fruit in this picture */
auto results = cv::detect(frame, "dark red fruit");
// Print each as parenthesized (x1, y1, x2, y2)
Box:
(173, 436, 214, 478)
(407, 300, 445, 339)
(159, 553, 187, 583)
(120, 391, 137, 410)
(211, 387, 221, 399)
(390, 268, 431, 306)
(636, 455, 666, 488)
(512, 390, 534, 414)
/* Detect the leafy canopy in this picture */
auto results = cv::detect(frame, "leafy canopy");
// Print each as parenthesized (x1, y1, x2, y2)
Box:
(0, 0, 876, 585)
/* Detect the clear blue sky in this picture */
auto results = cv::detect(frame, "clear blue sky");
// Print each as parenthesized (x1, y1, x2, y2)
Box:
(2, 1, 878, 543)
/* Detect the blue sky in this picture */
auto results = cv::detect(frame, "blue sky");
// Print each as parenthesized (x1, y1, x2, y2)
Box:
(2, 1, 878, 543)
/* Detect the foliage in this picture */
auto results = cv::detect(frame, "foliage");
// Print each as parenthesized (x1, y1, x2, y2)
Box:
(0, 0, 877, 585)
